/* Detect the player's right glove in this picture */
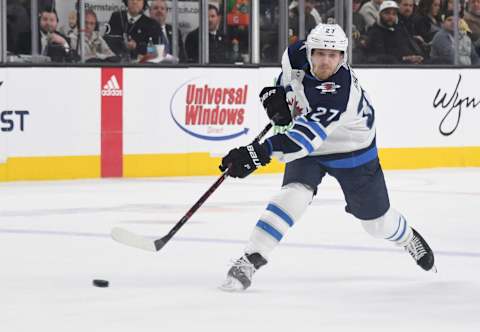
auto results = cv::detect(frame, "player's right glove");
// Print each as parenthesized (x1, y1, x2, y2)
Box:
(219, 141, 271, 178)
(259, 86, 292, 127)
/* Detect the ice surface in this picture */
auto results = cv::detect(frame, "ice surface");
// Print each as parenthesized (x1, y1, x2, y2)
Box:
(1, 168, 479, 332)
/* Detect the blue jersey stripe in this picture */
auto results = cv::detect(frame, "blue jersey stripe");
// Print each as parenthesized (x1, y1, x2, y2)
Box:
(297, 118, 327, 140)
(392, 217, 407, 241)
(386, 216, 402, 240)
(256, 220, 283, 241)
(287, 131, 314, 153)
(266, 203, 294, 227)
(320, 146, 377, 168)
(292, 123, 316, 140)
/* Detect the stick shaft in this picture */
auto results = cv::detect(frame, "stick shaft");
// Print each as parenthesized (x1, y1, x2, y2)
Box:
(155, 122, 273, 250)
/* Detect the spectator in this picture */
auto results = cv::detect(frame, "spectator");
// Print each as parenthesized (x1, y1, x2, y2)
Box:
(359, 0, 384, 30)
(306, 0, 322, 28)
(398, 0, 416, 35)
(352, 0, 369, 63)
(413, 0, 442, 43)
(59, 10, 78, 41)
(71, 9, 116, 62)
(366, 0, 425, 64)
(185, 4, 230, 63)
(464, 0, 480, 44)
(105, 0, 160, 60)
(7, 0, 29, 54)
(17, 6, 74, 62)
(430, 9, 480, 65)
(398, 0, 429, 55)
(353, 0, 367, 35)
(149, 0, 187, 62)
(288, 0, 321, 40)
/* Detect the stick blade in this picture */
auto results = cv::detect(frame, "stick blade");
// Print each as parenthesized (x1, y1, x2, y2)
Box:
(111, 227, 157, 252)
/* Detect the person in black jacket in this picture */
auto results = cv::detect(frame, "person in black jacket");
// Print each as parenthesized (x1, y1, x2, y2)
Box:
(366, 1, 425, 64)
(149, 0, 187, 62)
(105, 0, 160, 60)
(17, 6, 75, 62)
(185, 4, 230, 63)
(413, 0, 442, 44)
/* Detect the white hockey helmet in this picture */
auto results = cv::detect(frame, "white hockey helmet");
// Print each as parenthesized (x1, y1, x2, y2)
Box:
(305, 23, 349, 74)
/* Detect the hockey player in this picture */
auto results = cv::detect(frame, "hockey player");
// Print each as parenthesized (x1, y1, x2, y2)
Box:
(219, 23, 436, 292)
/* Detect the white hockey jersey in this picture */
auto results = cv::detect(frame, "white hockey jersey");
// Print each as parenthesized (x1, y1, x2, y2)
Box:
(264, 40, 378, 168)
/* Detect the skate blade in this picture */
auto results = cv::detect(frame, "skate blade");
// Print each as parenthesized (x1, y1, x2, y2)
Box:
(218, 277, 245, 292)
(430, 264, 438, 273)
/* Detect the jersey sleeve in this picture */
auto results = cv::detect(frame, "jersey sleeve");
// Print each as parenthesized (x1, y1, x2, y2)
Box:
(278, 40, 308, 86)
(264, 67, 353, 163)
(265, 115, 333, 163)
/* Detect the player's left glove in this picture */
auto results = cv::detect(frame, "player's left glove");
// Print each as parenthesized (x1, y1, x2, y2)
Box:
(219, 141, 271, 178)
(259, 86, 292, 126)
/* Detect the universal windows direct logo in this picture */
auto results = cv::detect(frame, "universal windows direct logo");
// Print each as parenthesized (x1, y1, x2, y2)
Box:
(102, 75, 122, 96)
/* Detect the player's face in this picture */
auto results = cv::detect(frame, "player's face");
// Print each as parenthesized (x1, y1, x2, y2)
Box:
(150, 0, 168, 24)
(311, 49, 343, 80)
(128, 0, 144, 16)
(39, 12, 58, 33)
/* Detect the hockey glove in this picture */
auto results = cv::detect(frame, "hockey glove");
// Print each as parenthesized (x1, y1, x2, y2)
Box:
(259, 86, 292, 126)
(219, 141, 271, 178)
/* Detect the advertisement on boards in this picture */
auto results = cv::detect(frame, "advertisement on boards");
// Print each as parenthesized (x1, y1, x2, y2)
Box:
(123, 67, 267, 155)
(344, 68, 480, 148)
(1, 68, 100, 157)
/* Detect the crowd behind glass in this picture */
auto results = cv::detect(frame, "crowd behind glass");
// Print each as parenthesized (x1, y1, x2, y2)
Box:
(3, 0, 480, 65)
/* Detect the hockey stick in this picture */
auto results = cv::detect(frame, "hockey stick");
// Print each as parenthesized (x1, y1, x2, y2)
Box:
(111, 122, 273, 252)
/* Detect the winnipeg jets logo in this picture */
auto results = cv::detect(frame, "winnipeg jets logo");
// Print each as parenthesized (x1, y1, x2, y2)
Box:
(316, 82, 341, 94)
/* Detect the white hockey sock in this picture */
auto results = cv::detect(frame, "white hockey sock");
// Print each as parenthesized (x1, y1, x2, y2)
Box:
(360, 208, 413, 246)
(244, 183, 313, 260)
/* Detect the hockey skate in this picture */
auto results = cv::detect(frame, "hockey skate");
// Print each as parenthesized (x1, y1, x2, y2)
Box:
(219, 253, 267, 292)
(404, 228, 437, 272)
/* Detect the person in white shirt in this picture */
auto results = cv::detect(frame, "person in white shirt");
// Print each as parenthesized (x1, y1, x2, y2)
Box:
(71, 9, 115, 62)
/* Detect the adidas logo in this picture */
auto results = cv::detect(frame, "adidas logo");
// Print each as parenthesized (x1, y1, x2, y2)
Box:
(102, 75, 122, 96)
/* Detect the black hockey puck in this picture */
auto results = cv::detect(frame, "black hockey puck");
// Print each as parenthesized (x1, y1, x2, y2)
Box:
(92, 279, 109, 288)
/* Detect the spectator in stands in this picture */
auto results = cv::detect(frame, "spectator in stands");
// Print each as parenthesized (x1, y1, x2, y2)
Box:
(359, 0, 384, 30)
(71, 9, 116, 62)
(430, 9, 480, 65)
(59, 11, 78, 41)
(365, 0, 425, 64)
(464, 0, 480, 45)
(149, 0, 187, 62)
(17, 6, 74, 62)
(413, 0, 442, 43)
(352, 0, 369, 63)
(306, 0, 323, 27)
(398, 0, 429, 55)
(185, 4, 230, 63)
(353, 0, 367, 35)
(398, 0, 416, 35)
(7, 0, 29, 54)
(288, 0, 322, 40)
(105, 0, 160, 60)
